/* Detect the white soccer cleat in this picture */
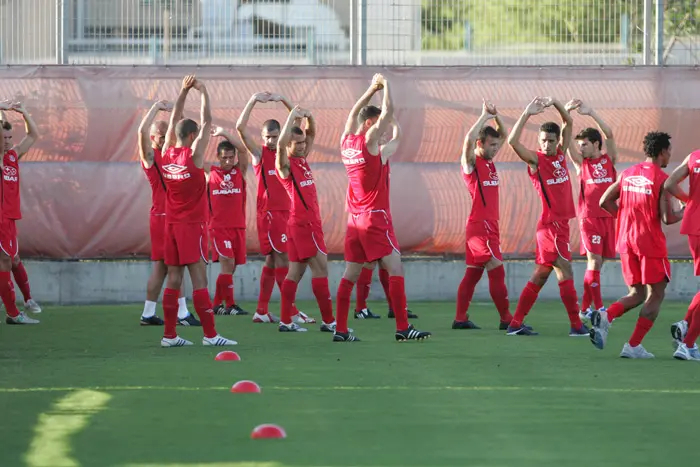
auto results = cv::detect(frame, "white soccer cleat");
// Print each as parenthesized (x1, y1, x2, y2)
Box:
(579, 307, 594, 322)
(279, 322, 308, 332)
(292, 311, 316, 324)
(673, 343, 700, 361)
(202, 334, 238, 346)
(161, 336, 193, 347)
(320, 321, 353, 333)
(25, 299, 42, 314)
(619, 342, 655, 359)
(589, 310, 610, 350)
(253, 311, 279, 323)
(671, 320, 689, 350)
(6, 312, 39, 325)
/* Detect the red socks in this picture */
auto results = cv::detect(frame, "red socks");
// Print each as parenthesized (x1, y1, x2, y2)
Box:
(335, 278, 355, 333)
(389, 276, 409, 331)
(590, 270, 603, 310)
(684, 291, 700, 327)
(487, 265, 512, 323)
(0, 271, 19, 318)
(629, 316, 654, 347)
(378, 268, 392, 310)
(11, 261, 31, 302)
(455, 267, 483, 322)
(274, 267, 287, 290)
(510, 281, 541, 328)
(311, 277, 335, 324)
(559, 279, 583, 329)
(280, 279, 298, 325)
(582, 270, 603, 311)
(257, 266, 276, 314)
(355, 267, 373, 311)
(162, 288, 179, 338)
(192, 288, 217, 338)
(215, 274, 234, 307)
(683, 300, 700, 347)
(606, 301, 626, 322)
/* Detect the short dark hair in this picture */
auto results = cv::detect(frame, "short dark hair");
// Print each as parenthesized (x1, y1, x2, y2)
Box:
(175, 119, 199, 140)
(262, 119, 280, 133)
(357, 105, 381, 124)
(1, 121, 11, 131)
(539, 122, 561, 139)
(291, 126, 304, 136)
(217, 141, 236, 156)
(478, 126, 500, 143)
(575, 127, 603, 150)
(643, 131, 672, 158)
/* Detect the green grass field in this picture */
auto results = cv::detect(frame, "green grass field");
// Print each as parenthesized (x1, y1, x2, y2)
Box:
(2, 300, 699, 467)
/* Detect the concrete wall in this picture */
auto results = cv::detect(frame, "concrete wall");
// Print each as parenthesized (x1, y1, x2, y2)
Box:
(17, 259, 700, 305)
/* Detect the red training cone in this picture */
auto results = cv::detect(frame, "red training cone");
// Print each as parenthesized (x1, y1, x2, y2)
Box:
(231, 380, 262, 393)
(251, 424, 286, 439)
(214, 351, 241, 361)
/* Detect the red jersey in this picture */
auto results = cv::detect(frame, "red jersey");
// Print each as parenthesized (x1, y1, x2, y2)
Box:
(160, 147, 207, 224)
(528, 149, 576, 223)
(616, 162, 668, 257)
(254, 146, 290, 213)
(341, 133, 390, 214)
(578, 154, 616, 219)
(278, 157, 321, 226)
(681, 150, 700, 236)
(2, 149, 20, 220)
(208, 165, 246, 229)
(141, 148, 166, 215)
(464, 157, 500, 222)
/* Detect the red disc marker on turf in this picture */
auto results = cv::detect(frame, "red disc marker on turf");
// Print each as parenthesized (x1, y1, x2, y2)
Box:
(231, 380, 261, 393)
(215, 351, 240, 361)
(251, 424, 286, 439)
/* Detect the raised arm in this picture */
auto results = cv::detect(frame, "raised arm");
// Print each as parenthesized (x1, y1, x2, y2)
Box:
(212, 126, 250, 174)
(300, 108, 316, 157)
(191, 80, 213, 169)
(508, 97, 545, 168)
(599, 177, 621, 217)
(664, 154, 691, 203)
(461, 101, 495, 173)
(542, 97, 573, 151)
(276, 107, 301, 179)
(576, 101, 618, 164)
(365, 75, 394, 155)
(164, 75, 195, 154)
(563, 99, 584, 173)
(138, 100, 171, 168)
(8, 102, 39, 159)
(380, 118, 401, 164)
(236, 92, 271, 165)
(342, 75, 382, 144)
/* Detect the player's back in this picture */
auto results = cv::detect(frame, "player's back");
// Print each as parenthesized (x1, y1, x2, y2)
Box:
(209, 165, 246, 229)
(528, 150, 576, 223)
(254, 146, 290, 213)
(279, 157, 321, 226)
(681, 150, 700, 236)
(2, 149, 21, 220)
(161, 146, 207, 224)
(464, 157, 499, 222)
(617, 162, 668, 257)
(142, 148, 166, 215)
(579, 155, 616, 219)
(341, 133, 389, 214)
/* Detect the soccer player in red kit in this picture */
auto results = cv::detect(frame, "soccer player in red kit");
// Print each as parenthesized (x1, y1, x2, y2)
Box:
(336, 73, 431, 342)
(208, 127, 249, 315)
(274, 106, 337, 333)
(453, 100, 513, 330)
(591, 131, 684, 358)
(663, 150, 700, 360)
(0, 100, 40, 324)
(158, 75, 236, 347)
(507, 97, 589, 336)
(236, 92, 313, 324)
(564, 99, 617, 321)
(137, 99, 200, 327)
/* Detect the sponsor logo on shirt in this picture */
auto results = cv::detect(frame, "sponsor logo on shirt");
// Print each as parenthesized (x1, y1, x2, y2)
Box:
(623, 175, 653, 195)
(546, 160, 569, 185)
(586, 162, 613, 184)
(162, 163, 191, 180)
(213, 173, 241, 195)
(341, 148, 365, 165)
(483, 163, 499, 186)
(3, 166, 17, 182)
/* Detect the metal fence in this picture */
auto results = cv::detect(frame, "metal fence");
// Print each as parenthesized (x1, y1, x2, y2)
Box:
(0, 0, 698, 66)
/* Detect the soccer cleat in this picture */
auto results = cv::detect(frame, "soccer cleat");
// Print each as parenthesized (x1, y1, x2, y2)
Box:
(395, 324, 431, 341)
(178, 314, 201, 326)
(140, 315, 164, 326)
(619, 342, 654, 359)
(320, 321, 353, 333)
(354, 308, 381, 319)
(253, 311, 279, 323)
(279, 322, 308, 332)
(671, 320, 688, 350)
(25, 299, 42, 314)
(333, 331, 361, 342)
(161, 336, 193, 347)
(569, 324, 591, 337)
(452, 320, 481, 330)
(589, 309, 610, 350)
(228, 304, 249, 316)
(213, 304, 229, 315)
(203, 334, 238, 346)
(388, 308, 418, 319)
(292, 311, 316, 324)
(579, 307, 593, 322)
(506, 324, 538, 335)
(6, 312, 39, 325)
(673, 343, 700, 361)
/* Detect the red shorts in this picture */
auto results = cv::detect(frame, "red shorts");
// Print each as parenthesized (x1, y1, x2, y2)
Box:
(689, 235, 700, 276)
(465, 219, 502, 267)
(257, 210, 289, 256)
(210, 227, 247, 265)
(620, 252, 670, 286)
(287, 222, 327, 263)
(535, 220, 572, 267)
(164, 222, 208, 267)
(0, 218, 18, 258)
(579, 217, 616, 258)
(149, 214, 166, 261)
(345, 210, 400, 264)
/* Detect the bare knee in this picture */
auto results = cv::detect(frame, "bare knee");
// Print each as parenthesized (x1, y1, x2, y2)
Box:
(264, 254, 275, 269)
(530, 265, 552, 286)
(273, 252, 289, 268)
(308, 254, 328, 278)
(379, 252, 403, 277)
(12, 255, 20, 268)
(286, 262, 306, 282)
(343, 262, 364, 282)
(187, 261, 208, 290)
(627, 285, 646, 307)
(484, 257, 503, 272)
(553, 258, 573, 281)
(166, 266, 184, 290)
(587, 253, 603, 271)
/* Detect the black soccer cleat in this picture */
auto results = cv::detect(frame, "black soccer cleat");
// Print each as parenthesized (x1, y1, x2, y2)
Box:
(228, 304, 249, 316)
(213, 304, 229, 315)
(178, 314, 201, 326)
(333, 331, 361, 342)
(395, 324, 431, 342)
(388, 308, 418, 319)
(452, 320, 481, 330)
(140, 315, 164, 326)
(354, 308, 381, 319)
